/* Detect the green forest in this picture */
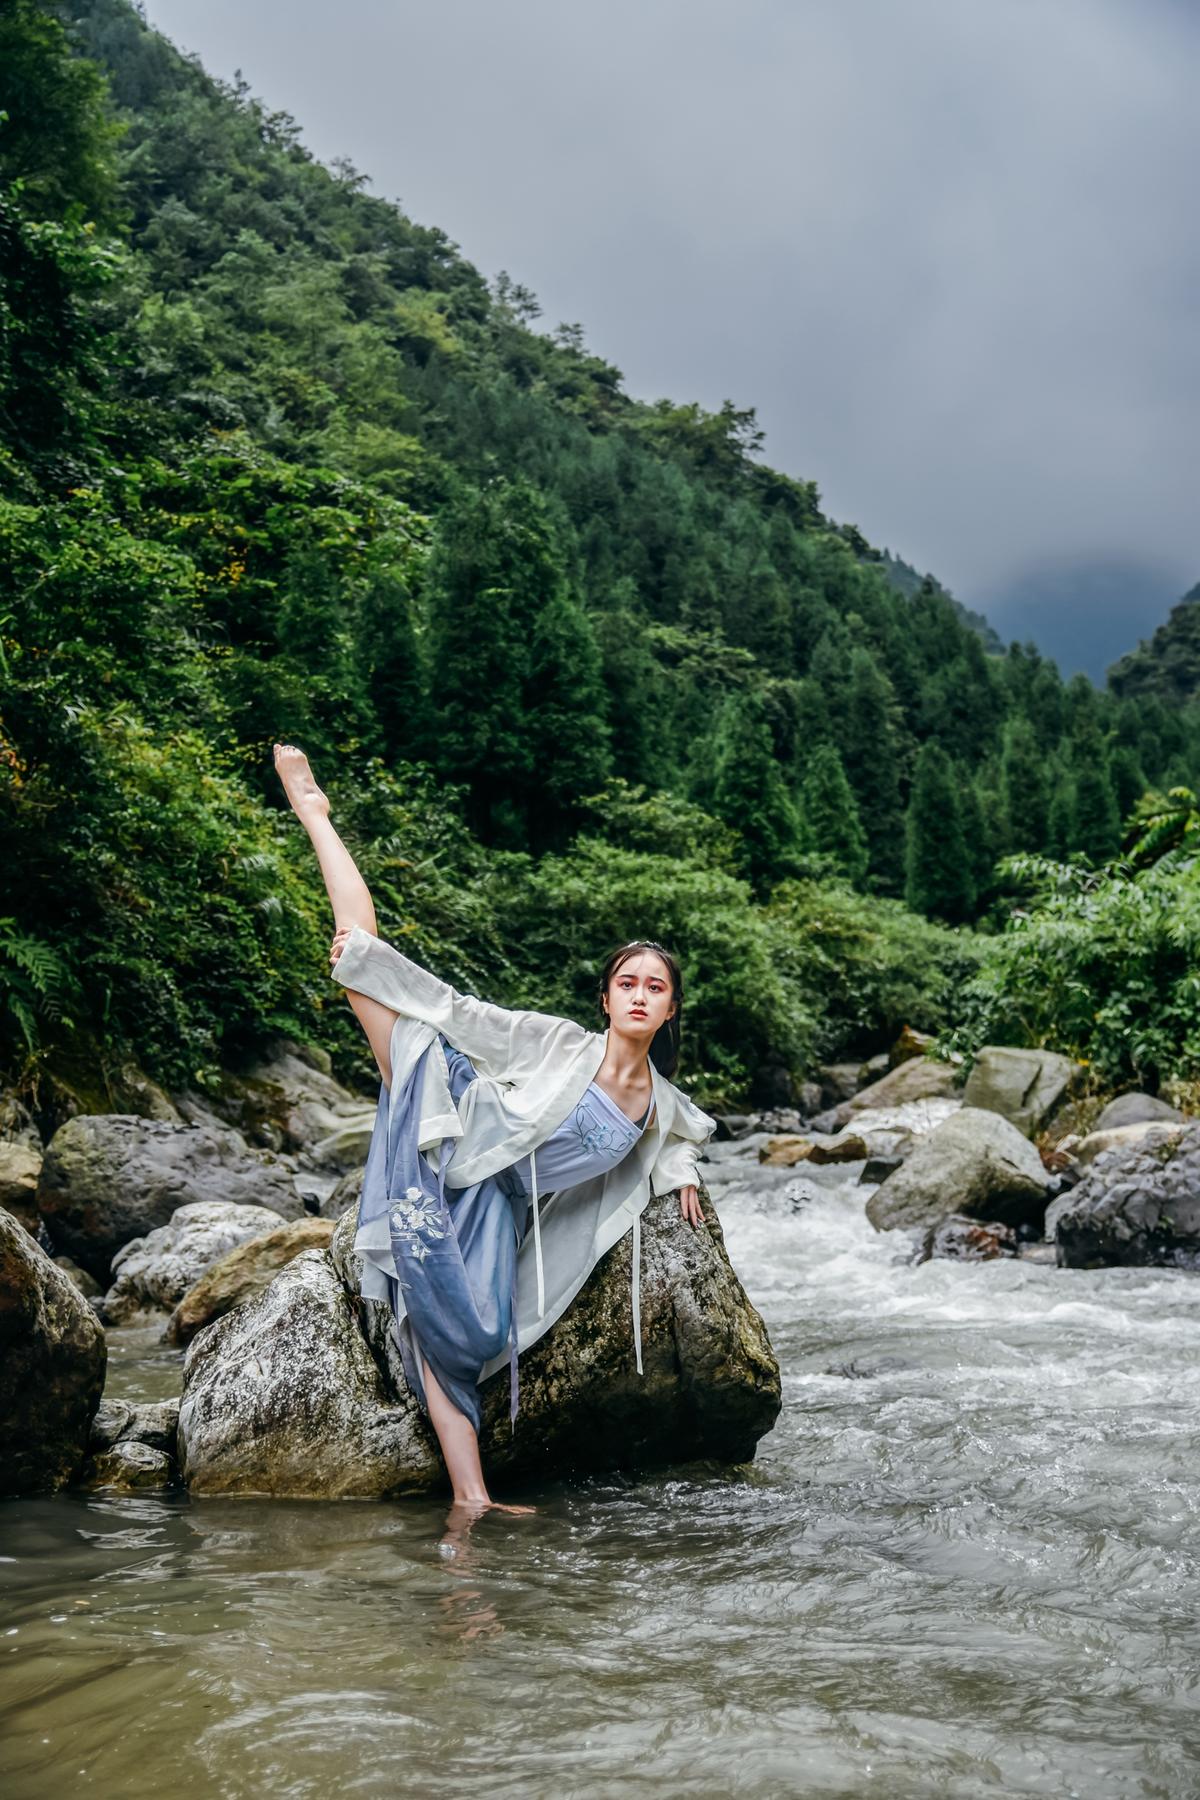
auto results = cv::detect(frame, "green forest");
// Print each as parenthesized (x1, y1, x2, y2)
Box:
(4, 0, 1200, 1116)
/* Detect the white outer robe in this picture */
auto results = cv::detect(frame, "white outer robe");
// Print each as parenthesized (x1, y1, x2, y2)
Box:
(330, 926, 718, 1383)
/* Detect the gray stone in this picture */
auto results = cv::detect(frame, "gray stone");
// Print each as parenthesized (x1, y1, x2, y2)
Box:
(83, 1440, 176, 1491)
(102, 1200, 288, 1323)
(920, 1214, 1019, 1263)
(825, 1057, 961, 1131)
(1053, 1122, 1200, 1268)
(88, 1396, 179, 1455)
(962, 1046, 1082, 1138)
(817, 1062, 864, 1106)
(1094, 1092, 1185, 1133)
(890, 1026, 937, 1067)
(866, 1107, 1050, 1234)
(185, 1045, 377, 1171)
(1071, 1121, 1183, 1169)
(319, 1165, 363, 1220)
(0, 1207, 106, 1495)
(37, 1114, 304, 1282)
(167, 1215, 337, 1345)
(53, 1255, 101, 1298)
(180, 1185, 782, 1499)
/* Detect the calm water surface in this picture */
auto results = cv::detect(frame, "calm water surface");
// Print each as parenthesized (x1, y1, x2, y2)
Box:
(3, 1165, 1199, 1798)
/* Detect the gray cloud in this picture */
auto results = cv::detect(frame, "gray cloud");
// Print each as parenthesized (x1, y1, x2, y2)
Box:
(143, 0, 1199, 644)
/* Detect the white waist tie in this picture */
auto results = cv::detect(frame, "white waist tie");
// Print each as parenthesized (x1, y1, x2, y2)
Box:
(530, 1145, 545, 1320)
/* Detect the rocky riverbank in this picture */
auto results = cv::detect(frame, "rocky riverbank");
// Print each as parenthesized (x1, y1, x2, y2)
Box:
(3, 1030, 1196, 1502)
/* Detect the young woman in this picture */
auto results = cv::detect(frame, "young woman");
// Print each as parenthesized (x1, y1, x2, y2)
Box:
(274, 743, 716, 1519)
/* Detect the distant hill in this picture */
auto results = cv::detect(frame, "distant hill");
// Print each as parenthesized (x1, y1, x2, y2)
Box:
(977, 556, 1190, 685)
(1108, 581, 1200, 704)
(877, 551, 1005, 655)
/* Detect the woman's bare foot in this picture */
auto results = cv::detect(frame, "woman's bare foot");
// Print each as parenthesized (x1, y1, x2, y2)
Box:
(273, 743, 329, 821)
(440, 1496, 537, 1549)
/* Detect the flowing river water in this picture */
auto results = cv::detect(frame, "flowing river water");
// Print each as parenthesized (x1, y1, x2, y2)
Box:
(3, 1146, 1200, 1798)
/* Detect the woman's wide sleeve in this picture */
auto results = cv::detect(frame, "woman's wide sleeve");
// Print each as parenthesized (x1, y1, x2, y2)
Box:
(649, 1089, 718, 1197)
(329, 926, 589, 1077)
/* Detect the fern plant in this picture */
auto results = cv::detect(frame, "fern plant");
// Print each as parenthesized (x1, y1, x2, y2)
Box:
(0, 920, 80, 1053)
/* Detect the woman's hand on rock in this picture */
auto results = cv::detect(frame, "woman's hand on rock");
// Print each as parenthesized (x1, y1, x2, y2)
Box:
(679, 1184, 704, 1230)
(329, 926, 352, 968)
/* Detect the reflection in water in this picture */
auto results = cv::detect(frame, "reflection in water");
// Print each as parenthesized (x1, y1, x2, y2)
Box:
(3, 1172, 1200, 1798)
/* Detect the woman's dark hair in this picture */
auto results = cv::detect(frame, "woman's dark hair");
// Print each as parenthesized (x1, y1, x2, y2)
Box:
(598, 940, 683, 1077)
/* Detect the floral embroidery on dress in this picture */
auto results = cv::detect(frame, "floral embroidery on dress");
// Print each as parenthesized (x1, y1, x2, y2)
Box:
(388, 1184, 447, 1264)
(573, 1099, 636, 1160)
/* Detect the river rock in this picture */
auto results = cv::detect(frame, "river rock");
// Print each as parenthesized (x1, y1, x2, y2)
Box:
(53, 1255, 101, 1298)
(102, 1200, 289, 1323)
(962, 1046, 1082, 1138)
(179, 1184, 782, 1498)
(167, 1215, 337, 1345)
(817, 1062, 864, 1106)
(759, 1135, 813, 1167)
(819, 1057, 961, 1134)
(186, 1043, 377, 1171)
(920, 1214, 1019, 1262)
(83, 1441, 176, 1491)
(88, 1396, 180, 1454)
(1052, 1123, 1200, 1268)
(1071, 1121, 1182, 1168)
(1094, 1093, 1185, 1133)
(0, 1206, 106, 1495)
(0, 1096, 43, 1232)
(890, 1026, 937, 1067)
(37, 1114, 304, 1281)
(320, 1165, 363, 1220)
(866, 1107, 1050, 1234)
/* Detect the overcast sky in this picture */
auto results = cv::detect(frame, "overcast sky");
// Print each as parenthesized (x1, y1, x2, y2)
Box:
(142, 0, 1199, 677)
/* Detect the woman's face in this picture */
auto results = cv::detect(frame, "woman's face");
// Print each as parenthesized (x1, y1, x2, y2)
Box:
(603, 950, 676, 1041)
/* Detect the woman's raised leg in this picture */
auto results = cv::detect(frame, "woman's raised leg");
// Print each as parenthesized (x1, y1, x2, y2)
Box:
(273, 742, 396, 1083)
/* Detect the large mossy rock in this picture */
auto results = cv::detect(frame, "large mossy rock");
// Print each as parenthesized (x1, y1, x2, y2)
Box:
(102, 1200, 292, 1324)
(178, 1185, 781, 1498)
(167, 1215, 337, 1345)
(0, 1207, 106, 1495)
(866, 1107, 1050, 1233)
(824, 1057, 961, 1131)
(37, 1114, 304, 1282)
(1052, 1123, 1200, 1268)
(962, 1046, 1082, 1138)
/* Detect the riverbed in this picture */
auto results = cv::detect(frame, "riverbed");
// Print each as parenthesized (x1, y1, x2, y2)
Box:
(3, 1165, 1199, 1798)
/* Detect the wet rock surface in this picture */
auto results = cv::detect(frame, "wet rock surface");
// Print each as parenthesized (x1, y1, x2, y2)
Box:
(920, 1214, 1019, 1263)
(1094, 1092, 1185, 1133)
(0, 1096, 43, 1233)
(0, 1206, 106, 1495)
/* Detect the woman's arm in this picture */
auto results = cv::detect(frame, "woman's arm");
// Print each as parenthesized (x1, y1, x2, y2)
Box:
(329, 924, 594, 1079)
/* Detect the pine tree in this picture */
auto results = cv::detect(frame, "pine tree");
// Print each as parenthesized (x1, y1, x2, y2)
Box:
(711, 689, 802, 895)
(427, 478, 561, 846)
(525, 590, 613, 851)
(357, 565, 431, 764)
(1001, 715, 1050, 852)
(840, 646, 906, 892)
(904, 741, 975, 922)
(799, 743, 869, 886)
(1070, 722, 1121, 864)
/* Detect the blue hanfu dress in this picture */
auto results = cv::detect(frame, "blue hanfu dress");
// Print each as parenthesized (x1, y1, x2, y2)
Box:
(360, 1029, 654, 1436)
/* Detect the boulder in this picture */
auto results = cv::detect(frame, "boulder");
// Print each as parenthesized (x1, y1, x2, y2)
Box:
(53, 1255, 101, 1298)
(102, 1200, 288, 1323)
(920, 1214, 1019, 1263)
(962, 1046, 1082, 1138)
(79, 1397, 179, 1491)
(0, 1096, 43, 1232)
(179, 1184, 782, 1498)
(759, 1134, 813, 1167)
(37, 1114, 304, 1282)
(184, 1043, 377, 1171)
(0, 1207, 106, 1495)
(823, 1057, 961, 1132)
(1052, 1123, 1200, 1268)
(866, 1107, 1050, 1234)
(167, 1215, 337, 1345)
(1071, 1121, 1182, 1168)
(817, 1062, 865, 1106)
(1094, 1092, 1185, 1133)
(807, 1133, 871, 1166)
(890, 1026, 937, 1067)
(320, 1165, 363, 1221)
